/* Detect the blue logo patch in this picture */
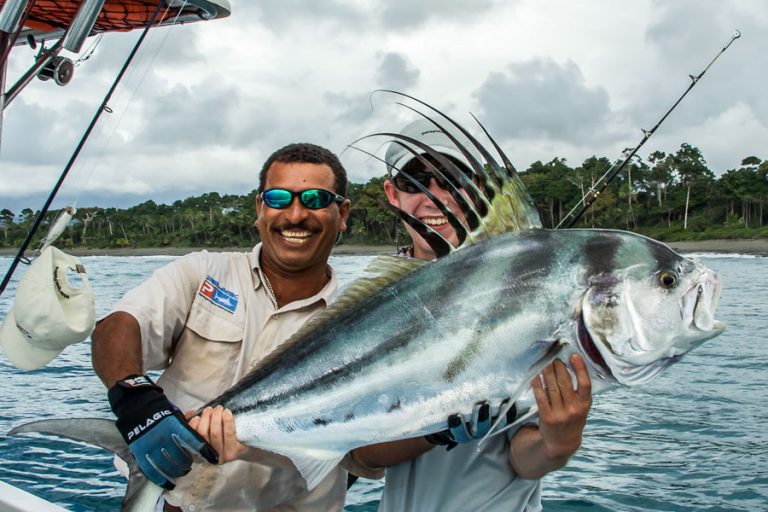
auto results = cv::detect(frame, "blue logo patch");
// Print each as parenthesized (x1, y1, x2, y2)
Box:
(198, 275, 238, 313)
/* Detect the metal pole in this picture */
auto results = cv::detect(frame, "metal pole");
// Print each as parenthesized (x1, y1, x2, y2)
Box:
(62, 0, 107, 53)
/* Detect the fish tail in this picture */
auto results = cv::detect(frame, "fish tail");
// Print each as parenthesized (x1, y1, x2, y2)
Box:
(9, 418, 160, 511)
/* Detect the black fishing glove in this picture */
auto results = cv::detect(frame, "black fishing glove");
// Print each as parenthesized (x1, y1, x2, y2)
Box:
(108, 374, 218, 490)
(425, 400, 517, 450)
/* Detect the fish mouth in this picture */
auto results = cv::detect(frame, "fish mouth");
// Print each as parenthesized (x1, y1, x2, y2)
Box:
(684, 269, 726, 336)
(577, 311, 612, 378)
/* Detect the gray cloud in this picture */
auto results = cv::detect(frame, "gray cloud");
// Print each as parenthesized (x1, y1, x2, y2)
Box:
(376, 52, 420, 90)
(2, 98, 93, 165)
(3, 1, 765, 208)
(325, 52, 420, 124)
(378, 0, 504, 31)
(133, 76, 273, 150)
(635, 0, 768, 127)
(472, 58, 612, 143)
(235, 0, 366, 30)
(324, 92, 376, 124)
(236, 0, 505, 32)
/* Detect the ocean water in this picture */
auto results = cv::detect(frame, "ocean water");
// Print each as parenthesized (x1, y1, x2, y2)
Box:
(0, 251, 766, 511)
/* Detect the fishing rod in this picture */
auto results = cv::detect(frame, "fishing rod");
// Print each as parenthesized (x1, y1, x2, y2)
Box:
(0, 1, 167, 298)
(556, 29, 741, 230)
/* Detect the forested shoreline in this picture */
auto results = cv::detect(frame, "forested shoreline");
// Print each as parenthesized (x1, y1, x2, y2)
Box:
(2, 144, 766, 250)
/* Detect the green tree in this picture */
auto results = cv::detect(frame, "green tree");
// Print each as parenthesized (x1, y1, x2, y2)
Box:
(0, 208, 14, 240)
(572, 156, 613, 228)
(346, 177, 399, 244)
(668, 144, 714, 230)
(646, 151, 669, 208)
(520, 158, 576, 228)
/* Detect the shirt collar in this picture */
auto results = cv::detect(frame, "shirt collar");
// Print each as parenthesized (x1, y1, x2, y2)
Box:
(249, 243, 338, 310)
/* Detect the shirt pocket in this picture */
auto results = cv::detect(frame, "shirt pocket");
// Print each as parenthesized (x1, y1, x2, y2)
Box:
(168, 296, 245, 401)
(185, 293, 244, 342)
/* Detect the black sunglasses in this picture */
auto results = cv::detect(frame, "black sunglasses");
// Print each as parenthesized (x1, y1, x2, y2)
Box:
(261, 188, 345, 209)
(392, 170, 462, 194)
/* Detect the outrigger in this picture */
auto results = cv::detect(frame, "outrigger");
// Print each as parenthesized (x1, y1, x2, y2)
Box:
(0, 0, 231, 111)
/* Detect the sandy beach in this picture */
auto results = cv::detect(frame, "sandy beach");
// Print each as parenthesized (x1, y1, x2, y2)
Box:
(665, 239, 768, 256)
(1, 239, 767, 257)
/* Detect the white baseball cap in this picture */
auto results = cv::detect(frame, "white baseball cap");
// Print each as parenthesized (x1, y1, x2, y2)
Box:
(0, 246, 95, 370)
(384, 118, 484, 175)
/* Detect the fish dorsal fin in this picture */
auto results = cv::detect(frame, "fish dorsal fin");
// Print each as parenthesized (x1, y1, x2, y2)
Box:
(208, 255, 428, 407)
(355, 90, 543, 260)
(277, 256, 428, 345)
(363, 254, 428, 278)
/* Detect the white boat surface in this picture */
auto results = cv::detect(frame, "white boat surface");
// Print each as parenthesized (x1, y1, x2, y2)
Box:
(0, 480, 69, 512)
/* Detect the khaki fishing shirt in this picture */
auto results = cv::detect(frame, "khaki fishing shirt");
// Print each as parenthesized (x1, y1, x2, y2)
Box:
(111, 244, 360, 512)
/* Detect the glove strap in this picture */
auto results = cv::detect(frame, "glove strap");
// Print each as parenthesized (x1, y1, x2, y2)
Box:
(108, 374, 177, 444)
(424, 432, 458, 451)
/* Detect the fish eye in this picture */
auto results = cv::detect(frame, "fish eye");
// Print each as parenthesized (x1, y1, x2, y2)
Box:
(659, 271, 678, 288)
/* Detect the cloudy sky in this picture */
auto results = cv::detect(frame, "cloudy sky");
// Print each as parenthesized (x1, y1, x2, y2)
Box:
(1, 0, 765, 213)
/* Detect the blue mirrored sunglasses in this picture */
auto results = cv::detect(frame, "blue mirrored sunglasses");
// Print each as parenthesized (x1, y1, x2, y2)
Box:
(261, 188, 345, 210)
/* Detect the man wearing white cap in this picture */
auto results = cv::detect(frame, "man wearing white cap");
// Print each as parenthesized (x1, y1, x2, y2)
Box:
(381, 118, 481, 260)
(0, 246, 95, 371)
(351, 119, 593, 511)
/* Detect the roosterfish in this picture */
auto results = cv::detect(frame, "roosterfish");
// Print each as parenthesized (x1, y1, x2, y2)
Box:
(11, 94, 724, 511)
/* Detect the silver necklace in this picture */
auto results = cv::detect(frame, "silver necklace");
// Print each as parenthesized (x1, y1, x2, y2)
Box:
(262, 271, 277, 306)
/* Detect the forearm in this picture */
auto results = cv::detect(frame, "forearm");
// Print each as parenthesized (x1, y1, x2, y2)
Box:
(352, 437, 434, 469)
(91, 311, 144, 388)
(508, 425, 573, 480)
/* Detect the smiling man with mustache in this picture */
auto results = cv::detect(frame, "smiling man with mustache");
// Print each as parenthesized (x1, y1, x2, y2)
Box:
(91, 143, 355, 511)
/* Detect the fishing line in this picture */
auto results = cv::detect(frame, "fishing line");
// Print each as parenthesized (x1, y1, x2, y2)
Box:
(48, 1, 181, 248)
(66, 0, 183, 199)
(35, 31, 167, 254)
(556, 29, 741, 230)
(45, 9, 173, 232)
(0, 0, 167, 297)
(73, 33, 103, 67)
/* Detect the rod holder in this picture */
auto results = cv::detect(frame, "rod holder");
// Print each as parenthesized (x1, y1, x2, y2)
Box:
(61, 0, 107, 53)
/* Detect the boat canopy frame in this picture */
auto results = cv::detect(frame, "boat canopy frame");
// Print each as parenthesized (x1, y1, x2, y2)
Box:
(0, 0, 231, 111)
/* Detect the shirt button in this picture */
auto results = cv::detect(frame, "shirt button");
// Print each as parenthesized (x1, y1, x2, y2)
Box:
(188, 505, 196, 511)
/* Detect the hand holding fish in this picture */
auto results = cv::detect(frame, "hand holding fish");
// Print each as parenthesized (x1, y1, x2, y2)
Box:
(510, 354, 592, 479)
(190, 406, 298, 470)
(107, 374, 219, 489)
(189, 406, 247, 464)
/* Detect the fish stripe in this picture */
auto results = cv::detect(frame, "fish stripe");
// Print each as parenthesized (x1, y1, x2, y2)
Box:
(583, 231, 621, 278)
(228, 324, 427, 414)
(443, 332, 484, 382)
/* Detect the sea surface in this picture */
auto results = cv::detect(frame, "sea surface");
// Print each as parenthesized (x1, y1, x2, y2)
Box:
(0, 252, 766, 511)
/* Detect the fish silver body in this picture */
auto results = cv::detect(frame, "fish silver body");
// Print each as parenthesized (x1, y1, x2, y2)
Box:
(7, 101, 726, 508)
(208, 228, 724, 488)
(9, 228, 725, 504)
